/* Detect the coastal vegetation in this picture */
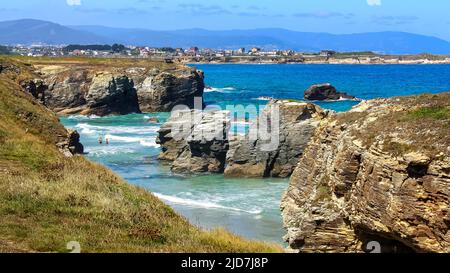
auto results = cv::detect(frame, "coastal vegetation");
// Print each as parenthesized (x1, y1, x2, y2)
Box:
(282, 92, 450, 253)
(0, 57, 281, 253)
(7, 55, 177, 70)
(408, 106, 450, 120)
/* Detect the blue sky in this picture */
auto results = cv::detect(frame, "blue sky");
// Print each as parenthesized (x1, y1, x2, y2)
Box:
(1, 0, 449, 40)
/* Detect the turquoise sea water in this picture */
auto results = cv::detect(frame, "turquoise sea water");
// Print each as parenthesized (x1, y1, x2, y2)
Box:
(61, 64, 450, 244)
(198, 64, 450, 112)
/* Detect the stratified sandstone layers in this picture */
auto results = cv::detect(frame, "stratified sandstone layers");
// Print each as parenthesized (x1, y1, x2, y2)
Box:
(157, 109, 230, 173)
(137, 68, 205, 112)
(281, 93, 450, 253)
(29, 63, 204, 116)
(225, 100, 329, 178)
(84, 73, 140, 116)
(157, 100, 329, 176)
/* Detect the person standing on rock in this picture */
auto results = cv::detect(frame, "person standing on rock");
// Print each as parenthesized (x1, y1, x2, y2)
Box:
(98, 135, 103, 145)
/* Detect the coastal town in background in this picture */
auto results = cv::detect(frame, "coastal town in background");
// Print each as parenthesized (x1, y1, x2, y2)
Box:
(2, 43, 450, 64)
(1, 0, 450, 258)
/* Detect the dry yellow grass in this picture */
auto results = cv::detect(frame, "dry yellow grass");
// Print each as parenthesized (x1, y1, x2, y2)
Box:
(7, 55, 179, 71)
(337, 93, 450, 158)
(0, 57, 282, 253)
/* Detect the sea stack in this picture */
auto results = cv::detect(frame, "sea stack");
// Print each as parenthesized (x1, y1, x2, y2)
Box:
(304, 83, 356, 101)
(224, 100, 329, 178)
(156, 109, 231, 173)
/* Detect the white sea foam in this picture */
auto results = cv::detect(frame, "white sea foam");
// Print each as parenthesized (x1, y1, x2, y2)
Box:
(309, 97, 362, 102)
(253, 96, 274, 101)
(85, 146, 137, 156)
(104, 134, 160, 148)
(75, 123, 159, 135)
(204, 86, 237, 93)
(154, 193, 263, 215)
(68, 115, 99, 120)
(75, 123, 97, 135)
(140, 140, 160, 148)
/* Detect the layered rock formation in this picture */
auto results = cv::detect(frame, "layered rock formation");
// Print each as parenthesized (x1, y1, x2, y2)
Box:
(43, 71, 140, 116)
(157, 109, 230, 173)
(83, 74, 140, 116)
(225, 100, 329, 178)
(282, 93, 450, 253)
(30, 64, 204, 116)
(157, 100, 329, 177)
(304, 83, 356, 101)
(137, 68, 205, 112)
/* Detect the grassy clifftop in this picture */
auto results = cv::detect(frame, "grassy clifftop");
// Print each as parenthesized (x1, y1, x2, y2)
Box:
(0, 57, 281, 253)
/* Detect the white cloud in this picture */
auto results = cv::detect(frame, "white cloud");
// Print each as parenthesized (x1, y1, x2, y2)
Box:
(367, 0, 381, 6)
(67, 0, 82, 6)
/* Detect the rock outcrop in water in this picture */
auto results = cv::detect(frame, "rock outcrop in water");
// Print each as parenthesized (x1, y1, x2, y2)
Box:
(84, 74, 140, 116)
(29, 63, 204, 116)
(157, 109, 230, 173)
(43, 72, 140, 116)
(224, 100, 329, 178)
(281, 93, 450, 253)
(137, 68, 205, 112)
(157, 100, 329, 177)
(304, 83, 356, 101)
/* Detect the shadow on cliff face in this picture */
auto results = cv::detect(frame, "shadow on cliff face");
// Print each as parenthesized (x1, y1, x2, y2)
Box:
(357, 229, 416, 253)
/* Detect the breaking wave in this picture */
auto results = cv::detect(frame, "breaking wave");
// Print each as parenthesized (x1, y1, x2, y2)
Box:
(75, 123, 159, 135)
(104, 134, 160, 148)
(204, 86, 237, 93)
(154, 193, 263, 215)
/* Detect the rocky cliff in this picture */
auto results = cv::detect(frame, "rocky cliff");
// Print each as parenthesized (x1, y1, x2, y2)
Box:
(25, 61, 204, 116)
(281, 93, 450, 253)
(225, 100, 328, 178)
(137, 68, 205, 112)
(1, 58, 84, 157)
(0, 57, 280, 253)
(157, 100, 328, 177)
(157, 109, 230, 173)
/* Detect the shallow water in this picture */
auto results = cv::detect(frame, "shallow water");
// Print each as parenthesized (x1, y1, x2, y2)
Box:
(61, 64, 450, 244)
(61, 113, 288, 243)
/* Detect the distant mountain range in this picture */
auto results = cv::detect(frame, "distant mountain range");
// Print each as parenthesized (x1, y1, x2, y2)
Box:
(2, 19, 450, 54)
(0, 19, 106, 45)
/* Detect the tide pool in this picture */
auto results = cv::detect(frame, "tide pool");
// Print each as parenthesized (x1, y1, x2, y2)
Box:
(61, 64, 450, 244)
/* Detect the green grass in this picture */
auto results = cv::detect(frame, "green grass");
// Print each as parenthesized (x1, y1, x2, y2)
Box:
(0, 57, 282, 253)
(0, 140, 57, 170)
(340, 93, 450, 158)
(408, 106, 450, 120)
